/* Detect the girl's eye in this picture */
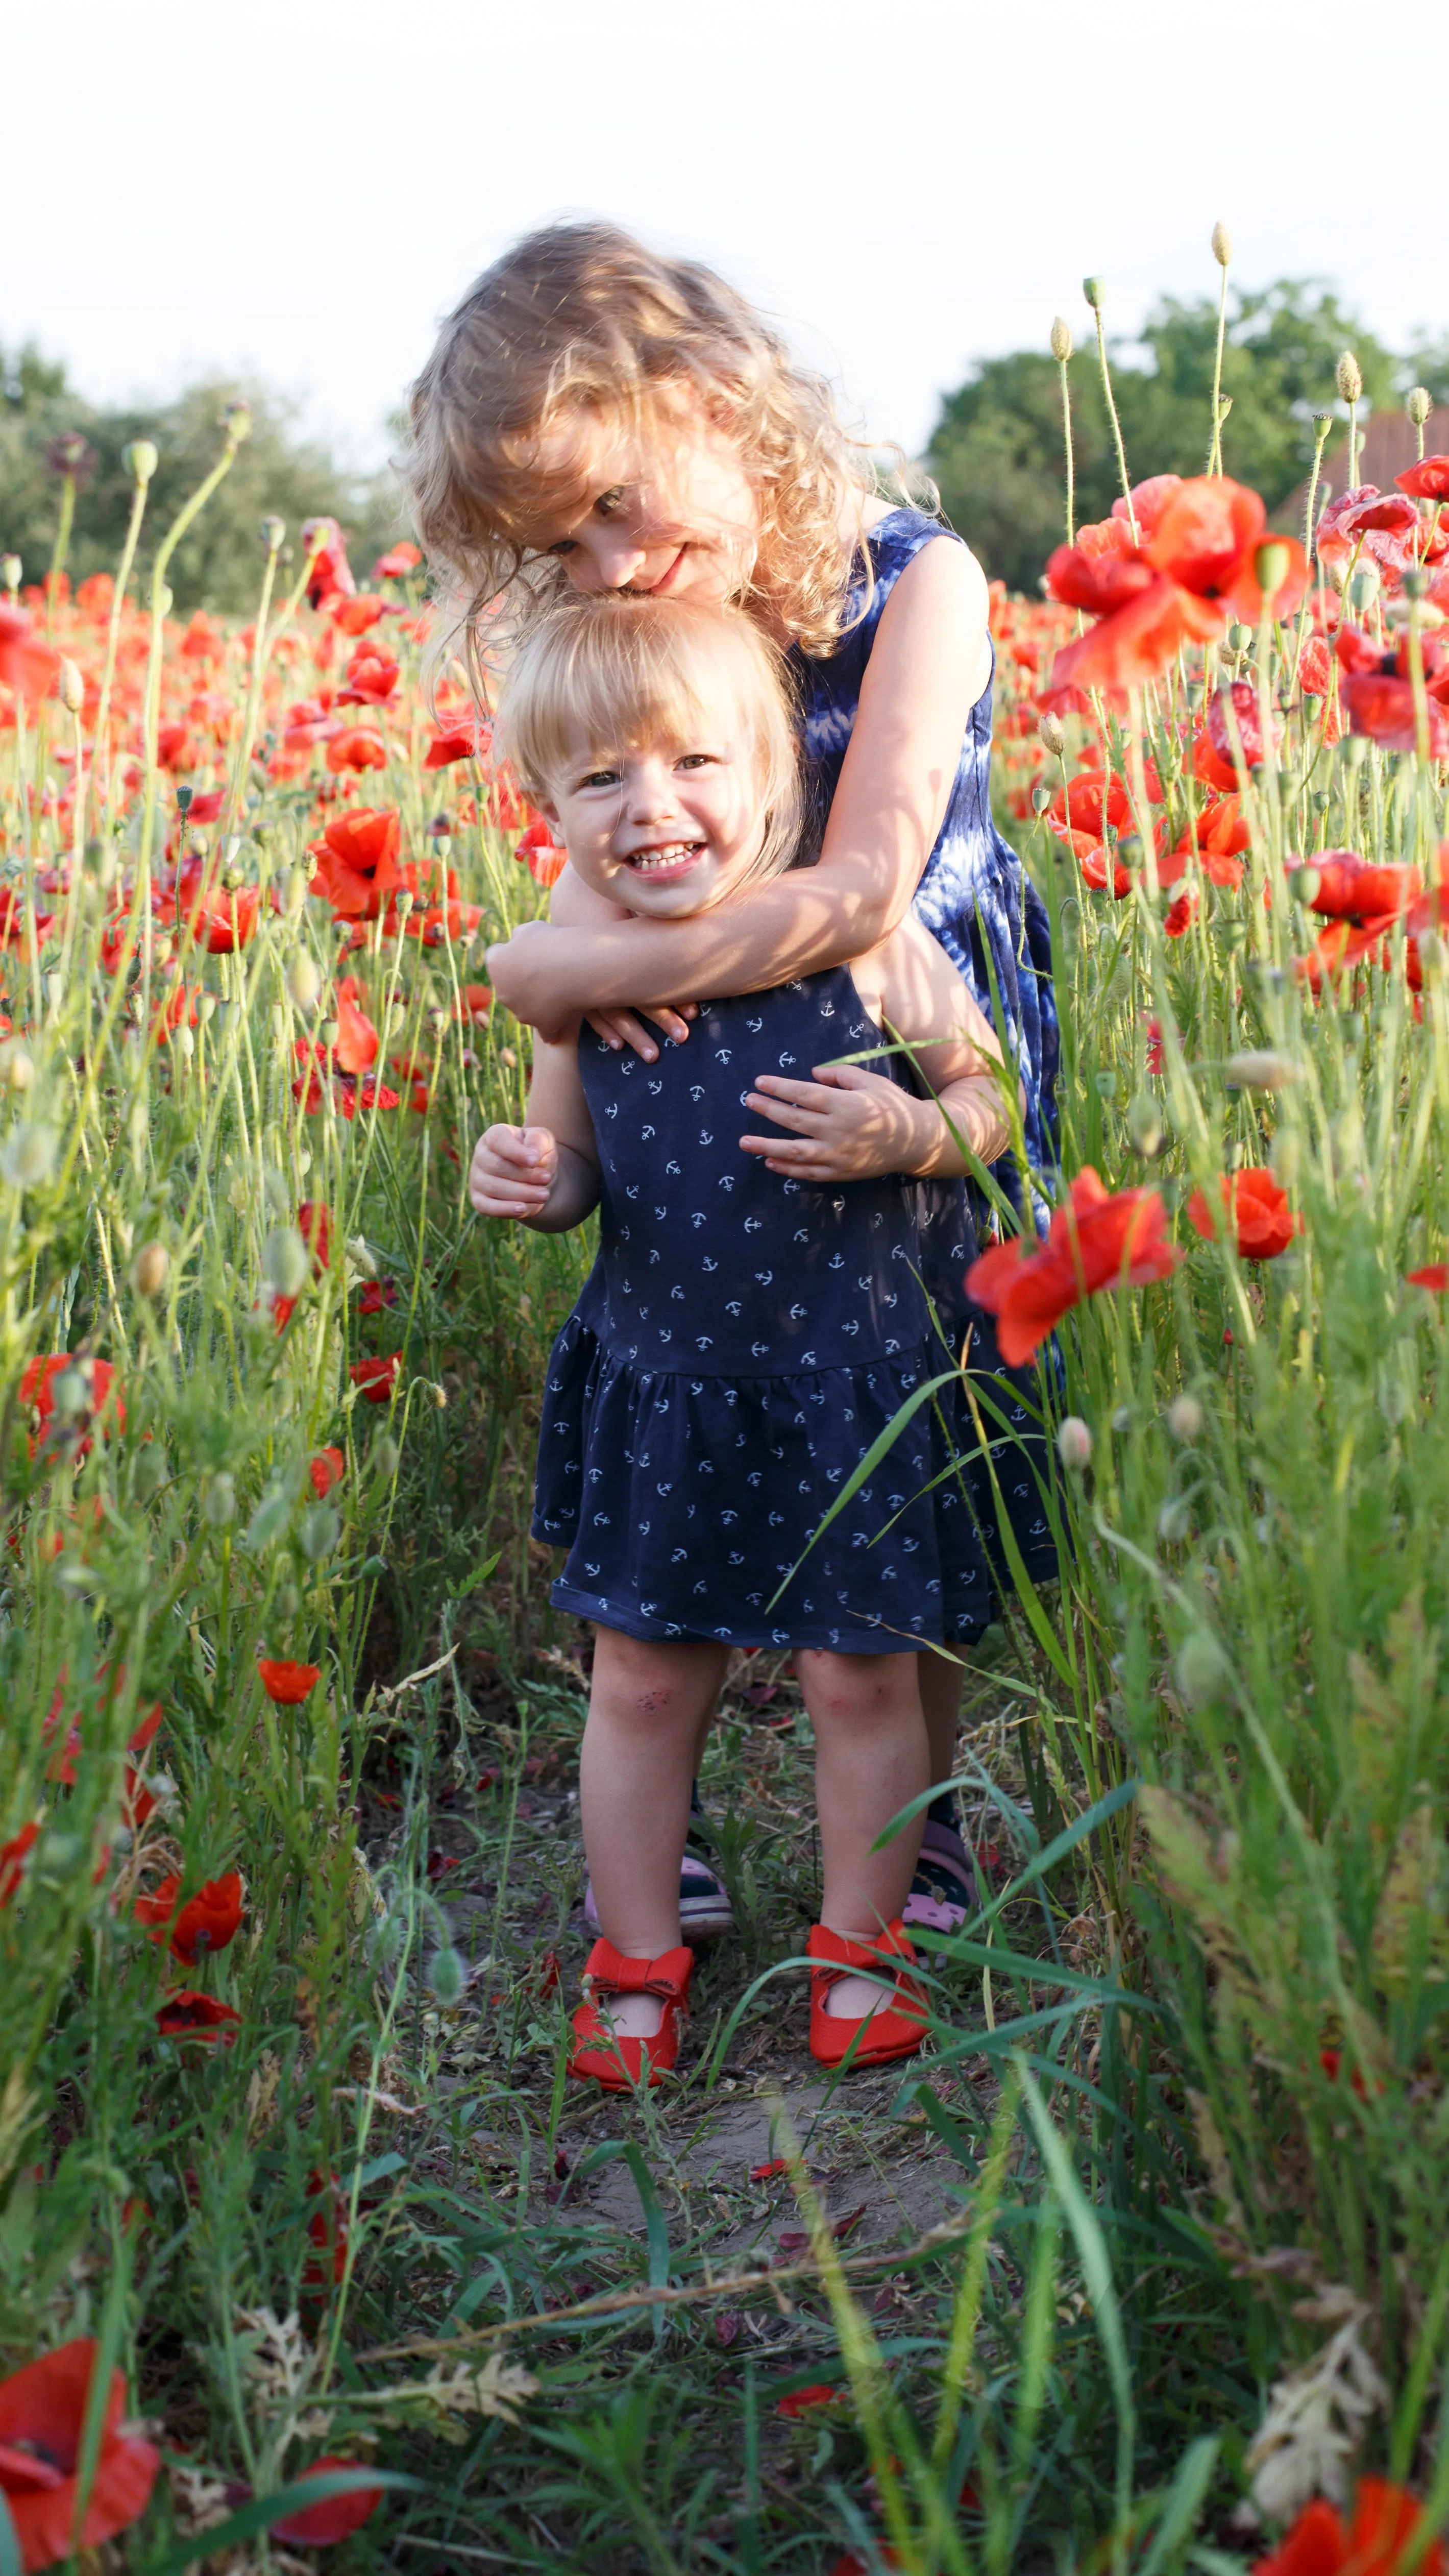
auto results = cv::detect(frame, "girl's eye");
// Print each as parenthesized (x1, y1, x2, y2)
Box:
(548, 538, 578, 557)
(579, 769, 618, 789)
(595, 487, 626, 519)
(676, 754, 711, 771)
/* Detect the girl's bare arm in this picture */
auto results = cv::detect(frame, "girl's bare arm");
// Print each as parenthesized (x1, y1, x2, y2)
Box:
(487, 537, 990, 1037)
(467, 1032, 601, 1232)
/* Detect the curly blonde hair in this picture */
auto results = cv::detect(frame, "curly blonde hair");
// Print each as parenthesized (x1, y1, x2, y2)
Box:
(404, 222, 872, 690)
(497, 595, 802, 888)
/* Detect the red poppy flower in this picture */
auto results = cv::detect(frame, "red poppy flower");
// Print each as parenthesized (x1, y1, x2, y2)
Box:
(1306, 853, 1419, 925)
(135, 1870, 243, 1964)
(775, 2385, 843, 2419)
(1316, 489, 1415, 591)
(331, 593, 386, 638)
(337, 651, 400, 708)
(374, 542, 421, 578)
(1049, 574, 1223, 694)
(307, 809, 405, 919)
(257, 1659, 321, 1705)
(333, 978, 379, 1075)
(1078, 844, 1133, 898)
(424, 725, 483, 768)
(1187, 1168, 1297, 1260)
(514, 813, 568, 887)
(309, 1445, 346, 1497)
(1044, 535, 1157, 618)
(1207, 678, 1278, 775)
(0, 604, 61, 703)
(1341, 674, 1449, 757)
(349, 1355, 401, 1403)
(304, 2171, 349, 2289)
(1298, 635, 1335, 698)
(1396, 455, 1449, 503)
(156, 1989, 241, 2044)
(301, 517, 356, 611)
(1251, 2479, 1445, 2576)
(1112, 474, 1185, 541)
(271, 2459, 383, 2546)
(297, 1201, 333, 1272)
(1164, 887, 1197, 937)
(326, 728, 387, 774)
(1160, 796, 1249, 891)
(1143, 1016, 1164, 1074)
(1408, 1265, 1449, 1292)
(20, 1356, 125, 1459)
(0, 1821, 39, 1907)
(357, 1279, 398, 1315)
(455, 983, 492, 1023)
(1045, 768, 1134, 844)
(1148, 477, 1309, 621)
(1297, 919, 1398, 990)
(0, 2337, 159, 2568)
(965, 1169, 1181, 1366)
(174, 860, 259, 954)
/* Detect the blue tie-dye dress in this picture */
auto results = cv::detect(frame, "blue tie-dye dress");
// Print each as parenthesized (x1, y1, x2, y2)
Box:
(791, 503, 1058, 1193)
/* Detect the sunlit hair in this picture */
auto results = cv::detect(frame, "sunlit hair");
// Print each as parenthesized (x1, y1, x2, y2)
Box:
(405, 221, 874, 688)
(497, 596, 802, 888)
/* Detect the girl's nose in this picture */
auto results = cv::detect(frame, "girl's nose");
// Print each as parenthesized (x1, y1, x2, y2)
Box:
(624, 756, 678, 819)
(592, 536, 650, 592)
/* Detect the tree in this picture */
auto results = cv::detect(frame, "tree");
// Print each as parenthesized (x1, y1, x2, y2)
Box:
(925, 281, 1402, 595)
(0, 345, 400, 613)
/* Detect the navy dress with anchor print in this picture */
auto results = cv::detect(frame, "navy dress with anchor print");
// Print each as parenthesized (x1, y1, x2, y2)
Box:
(532, 968, 994, 1651)
(792, 507, 1058, 1589)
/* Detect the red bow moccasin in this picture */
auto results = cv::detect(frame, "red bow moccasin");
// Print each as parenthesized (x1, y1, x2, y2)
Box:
(569, 1939, 693, 2091)
(807, 1919, 928, 2070)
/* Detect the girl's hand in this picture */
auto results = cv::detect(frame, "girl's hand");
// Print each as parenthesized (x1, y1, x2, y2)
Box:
(739, 1063, 925, 1182)
(585, 1001, 699, 1061)
(469, 1124, 559, 1220)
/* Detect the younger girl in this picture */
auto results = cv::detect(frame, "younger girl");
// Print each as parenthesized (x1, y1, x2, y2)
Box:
(468, 595, 1011, 2087)
(411, 222, 1056, 1936)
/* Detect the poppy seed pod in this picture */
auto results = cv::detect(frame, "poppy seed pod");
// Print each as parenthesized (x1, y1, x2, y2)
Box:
(1211, 221, 1233, 268)
(1175, 1631, 1229, 1710)
(1127, 1093, 1164, 1158)
(1224, 1049, 1302, 1091)
(132, 1242, 169, 1298)
(59, 659, 84, 716)
(0, 1042, 35, 1092)
(260, 514, 286, 552)
(1407, 386, 1432, 429)
(1254, 542, 1291, 605)
(1037, 712, 1066, 758)
(288, 954, 322, 1013)
(1082, 277, 1104, 312)
(1336, 351, 1363, 405)
(1057, 1416, 1093, 1472)
(1050, 318, 1073, 363)
(1166, 1393, 1204, 1442)
(123, 439, 158, 484)
(222, 399, 253, 442)
(427, 1947, 466, 2005)
(1, 554, 20, 591)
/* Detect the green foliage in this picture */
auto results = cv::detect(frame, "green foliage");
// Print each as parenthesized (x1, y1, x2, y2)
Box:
(0, 341, 399, 610)
(927, 279, 1401, 592)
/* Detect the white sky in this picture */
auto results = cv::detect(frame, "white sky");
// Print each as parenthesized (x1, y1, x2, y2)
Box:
(6, 0, 1447, 477)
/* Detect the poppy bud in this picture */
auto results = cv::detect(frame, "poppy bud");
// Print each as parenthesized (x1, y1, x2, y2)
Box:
(319, 1018, 340, 1052)
(1254, 542, 1290, 606)
(1289, 866, 1321, 907)
(1082, 277, 1104, 311)
(1407, 386, 1432, 429)
(1217, 397, 1232, 424)
(1336, 351, 1362, 405)
(264, 1227, 310, 1300)
(222, 399, 253, 442)
(1158, 1497, 1193, 1545)
(133, 1241, 169, 1297)
(1270, 1128, 1301, 1186)
(300, 1503, 340, 1561)
(1, 1122, 58, 1188)
(157, 583, 174, 617)
(1347, 567, 1379, 615)
(373, 1437, 400, 1478)
(283, 866, 309, 918)
(0, 1042, 34, 1092)
(1402, 568, 1429, 603)
(1226, 624, 1253, 654)
(1, 554, 20, 592)
(1211, 221, 1233, 268)
(1032, 782, 1052, 815)
(1224, 1049, 1301, 1090)
(427, 1947, 466, 2005)
(1166, 1393, 1204, 1442)
(289, 954, 322, 1013)
(1050, 317, 1073, 363)
(394, 889, 414, 919)
(260, 514, 286, 552)
(124, 439, 158, 485)
(1127, 1093, 1164, 1158)
(58, 659, 84, 715)
(204, 1473, 237, 1527)
(1057, 1416, 1093, 1472)
(1175, 1631, 1228, 1709)
(1037, 712, 1065, 758)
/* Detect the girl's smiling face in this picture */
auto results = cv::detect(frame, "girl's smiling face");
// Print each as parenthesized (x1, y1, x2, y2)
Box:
(524, 399, 760, 609)
(538, 719, 767, 921)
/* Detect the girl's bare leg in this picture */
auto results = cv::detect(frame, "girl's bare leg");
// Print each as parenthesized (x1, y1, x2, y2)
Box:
(918, 1648, 964, 1796)
(794, 1648, 930, 2019)
(579, 1628, 730, 2035)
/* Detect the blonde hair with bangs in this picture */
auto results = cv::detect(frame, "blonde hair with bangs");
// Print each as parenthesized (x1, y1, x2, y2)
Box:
(498, 597, 803, 888)
(405, 221, 872, 687)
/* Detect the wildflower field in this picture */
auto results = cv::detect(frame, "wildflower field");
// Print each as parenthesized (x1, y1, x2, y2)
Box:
(3, 271, 1449, 2576)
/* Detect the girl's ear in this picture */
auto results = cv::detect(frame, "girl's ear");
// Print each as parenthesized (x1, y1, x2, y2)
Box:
(536, 793, 565, 841)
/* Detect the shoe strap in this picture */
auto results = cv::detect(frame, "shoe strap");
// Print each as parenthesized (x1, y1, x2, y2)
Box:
(807, 1918, 915, 1983)
(583, 1939, 693, 2002)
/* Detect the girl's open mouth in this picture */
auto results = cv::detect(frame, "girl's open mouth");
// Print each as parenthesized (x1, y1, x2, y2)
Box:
(622, 841, 706, 880)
